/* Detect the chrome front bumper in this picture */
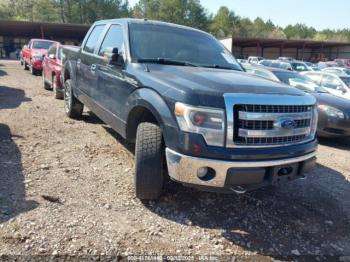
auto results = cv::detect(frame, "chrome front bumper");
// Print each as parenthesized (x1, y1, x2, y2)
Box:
(165, 148, 317, 188)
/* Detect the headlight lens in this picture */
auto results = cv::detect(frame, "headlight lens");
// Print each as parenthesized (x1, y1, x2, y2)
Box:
(318, 105, 344, 119)
(175, 102, 225, 147)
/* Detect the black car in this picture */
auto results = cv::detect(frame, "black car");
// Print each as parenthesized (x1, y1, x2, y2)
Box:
(247, 66, 350, 138)
(61, 19, 317, 200)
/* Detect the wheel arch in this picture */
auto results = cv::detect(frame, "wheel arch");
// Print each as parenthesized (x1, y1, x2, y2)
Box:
(125, 88, 177, 144)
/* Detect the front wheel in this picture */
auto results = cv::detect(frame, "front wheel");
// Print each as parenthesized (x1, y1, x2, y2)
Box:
(53, 75, 63, 99)
(134, 122, 165, 200)
(30, 64, 37, 75)
(42, 72, 51, 90)
(64, 79, 84, 119)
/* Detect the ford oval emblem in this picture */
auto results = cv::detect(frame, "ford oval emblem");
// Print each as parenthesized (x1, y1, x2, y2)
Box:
(280, 119, 297, 130)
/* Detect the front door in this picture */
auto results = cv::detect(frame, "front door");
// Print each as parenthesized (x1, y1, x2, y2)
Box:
(95, 24, 135, 118)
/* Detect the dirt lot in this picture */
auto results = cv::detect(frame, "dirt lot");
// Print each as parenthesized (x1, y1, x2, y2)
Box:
(1, 59, 350, 260)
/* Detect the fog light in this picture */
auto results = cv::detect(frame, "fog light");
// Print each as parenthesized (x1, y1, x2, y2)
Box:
(197, 167, 216, 181)
(197, 167, 208, 178)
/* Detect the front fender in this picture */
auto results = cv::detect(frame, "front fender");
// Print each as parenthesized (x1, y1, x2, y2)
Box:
(125, 88, 178, 145)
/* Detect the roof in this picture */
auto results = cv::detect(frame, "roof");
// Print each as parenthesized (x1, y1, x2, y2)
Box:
(232, 37, 350, 48)
(94, 18, 209, 35)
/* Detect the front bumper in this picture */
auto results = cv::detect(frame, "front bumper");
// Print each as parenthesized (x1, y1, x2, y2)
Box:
(318, 115, 350, 138)
(31, 59, 43, 70)
(166, 148, 316, 191)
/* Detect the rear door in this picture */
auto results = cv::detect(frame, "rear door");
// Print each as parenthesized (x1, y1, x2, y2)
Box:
(95, 24, 133, 117)
(77, 24, 106, 98)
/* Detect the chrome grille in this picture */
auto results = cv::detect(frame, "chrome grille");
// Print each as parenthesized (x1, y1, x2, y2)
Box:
(234, 104, 313, 146)
(241, 104, 311, 113)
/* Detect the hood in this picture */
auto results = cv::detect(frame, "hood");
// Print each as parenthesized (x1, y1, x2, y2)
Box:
(144, 64, 306, 97)
(313, 92, 350, 112)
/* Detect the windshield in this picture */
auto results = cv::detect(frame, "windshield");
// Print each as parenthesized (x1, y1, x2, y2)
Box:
(32, 41, 54, 50)
(129, 23, 243, 71)
(273, 71, 328, 93)
(340, 76, 350, 87)
(291, 62, 310, 72)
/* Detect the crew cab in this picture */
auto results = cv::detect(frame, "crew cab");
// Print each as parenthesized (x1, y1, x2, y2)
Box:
(42, 42, 64, 99)
(62, 19, 318, 200)
(21, 39, 55, 75)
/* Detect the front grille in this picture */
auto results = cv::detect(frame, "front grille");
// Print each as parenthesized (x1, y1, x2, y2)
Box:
(239, 104, 311, 113)
(234, 104, 313, 146)
(239, 119, 311, 130)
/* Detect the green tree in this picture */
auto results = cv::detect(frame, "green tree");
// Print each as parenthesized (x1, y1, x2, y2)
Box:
(209, 6, 237, 38)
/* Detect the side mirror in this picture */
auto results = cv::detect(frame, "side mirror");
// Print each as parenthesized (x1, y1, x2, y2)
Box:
(49, 54, 55, 59)
(104, 47, 123, 66)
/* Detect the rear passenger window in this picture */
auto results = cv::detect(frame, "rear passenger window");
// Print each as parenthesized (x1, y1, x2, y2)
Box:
(98, 25, 124, 56)
(83, 25, 105, 54)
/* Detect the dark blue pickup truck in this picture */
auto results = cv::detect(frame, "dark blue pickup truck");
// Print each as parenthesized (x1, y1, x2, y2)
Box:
(62, 19, 318, 200)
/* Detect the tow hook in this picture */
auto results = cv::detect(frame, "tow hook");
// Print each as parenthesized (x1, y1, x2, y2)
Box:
(229, 186, 247, 194)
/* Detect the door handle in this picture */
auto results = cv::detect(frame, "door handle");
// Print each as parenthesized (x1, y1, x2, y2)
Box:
(91, 64, 97, 72)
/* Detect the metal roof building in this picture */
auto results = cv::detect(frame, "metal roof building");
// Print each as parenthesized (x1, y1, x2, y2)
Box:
(221, 37, 350, 61)
(0, 20, 90, 58)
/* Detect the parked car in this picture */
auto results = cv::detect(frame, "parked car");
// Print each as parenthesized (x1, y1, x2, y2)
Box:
(304, 62, 320, 71)
(246, 66, 350, 138)
(318, 61, 338, 69)
(62, 19, 317, 200)
(21, 39, 55, 75)
(334, 58, 350, 67)
(237, 59, 250, 68)
(322, 67, 350, 75)
(42, 42, 64, 99)
(248, 56, 264, 64)
(278, 57, 294, 62)
(302, 71, 350, 100)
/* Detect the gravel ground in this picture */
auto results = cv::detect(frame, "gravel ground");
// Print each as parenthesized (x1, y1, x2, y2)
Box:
(1, 60, 350, 260)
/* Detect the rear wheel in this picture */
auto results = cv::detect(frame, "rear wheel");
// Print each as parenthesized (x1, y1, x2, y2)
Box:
(134, 122, 165, 200)
(53, 75, 63, 99)
(64, 79, 83, 119)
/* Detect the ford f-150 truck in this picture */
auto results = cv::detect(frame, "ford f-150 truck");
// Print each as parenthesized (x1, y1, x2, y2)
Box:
(62, 19, 318, 200)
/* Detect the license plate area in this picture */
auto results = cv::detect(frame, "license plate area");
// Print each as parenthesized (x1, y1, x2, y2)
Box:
(270, 163, 299, 185)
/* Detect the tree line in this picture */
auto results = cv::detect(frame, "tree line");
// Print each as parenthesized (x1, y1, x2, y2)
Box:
(1, 0, 350, 42)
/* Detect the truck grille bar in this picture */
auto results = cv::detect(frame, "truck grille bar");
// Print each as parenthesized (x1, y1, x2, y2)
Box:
(224, 94, 317, 148)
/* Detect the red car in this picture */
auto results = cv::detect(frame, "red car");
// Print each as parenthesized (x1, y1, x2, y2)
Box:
(42, 42, 64, 99)
(334, 58, 350, 68)
(21, 39, 55, 75)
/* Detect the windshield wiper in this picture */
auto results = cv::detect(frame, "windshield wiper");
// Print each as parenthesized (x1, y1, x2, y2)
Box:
(202, 64, 243, 71)
(137, 58, 199, 67)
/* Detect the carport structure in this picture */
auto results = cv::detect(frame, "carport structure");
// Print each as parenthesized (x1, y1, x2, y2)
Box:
(230, 37, 350, 61)
(0, 20, 89, 58)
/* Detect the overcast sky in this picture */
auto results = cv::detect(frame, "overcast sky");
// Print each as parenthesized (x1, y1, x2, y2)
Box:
(127, 0, 349, 30)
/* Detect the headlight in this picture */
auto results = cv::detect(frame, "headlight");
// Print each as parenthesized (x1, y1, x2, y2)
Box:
(318, 105, 344, 119)
(311, 106, 318, 139)
(174, 102, 225, 147)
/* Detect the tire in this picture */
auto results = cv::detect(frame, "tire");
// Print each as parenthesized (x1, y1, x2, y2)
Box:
(53, 75, 63, 99)
(30, 64, 37, 75)
(135, 122, 165, 200)
(24, 61, 29, 70)
(64, 79, 83, 119)
(43, 73, 51, 90)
